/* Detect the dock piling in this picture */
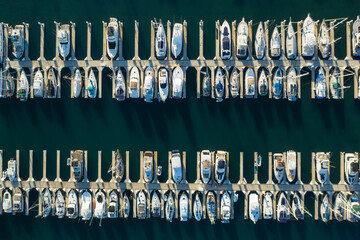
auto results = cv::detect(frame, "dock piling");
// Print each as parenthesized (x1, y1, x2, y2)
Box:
(42, 150, 47, 182)
(85, 22, 92, 60)
(16, 150, 20, 181)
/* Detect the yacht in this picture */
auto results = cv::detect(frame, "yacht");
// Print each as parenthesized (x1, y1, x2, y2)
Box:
(352, 17, 360, 57)
(0, 23, 4, 63)
(0, 69, 5, 98)
(220, 20, 231, 60)
(263, 192, 273, 219)
(347, 193, 360, 222)
(66, 189, 78, 219)
(13, 188, 24, 213)
(73, 68, 82, 98)
(5, 158, 16, 181)
(114, 69, 126, 101)
(221, 191, 231, 223)
(57, 24, 71, 59)
(165, 192, 175, 222)
(67, 150, 84, 182)
(17, 69, 29, 102)
(151, 191, 161, 217)
(330, 68, 341, 99)
(80, 190, 92, 220)
(270, 27, 281, 58)
(158, 67, 168, 102)
(274, 153, 285, 183)
(143, 151, 154, 183)
(202, 68, 211, 97)
(2, 189, 12, 213)
(179, 192, 189, 222)
(42, 189, 52, 217)
(5, 71, 15, 98)
(255, 22, 266, 60)
(46, 67, 58, 98)
(333, 192, 345, 222)
(207, 191, 216, 224)
(302, 14, 316, 57)
(215, 151, 226, 184)
(318, 20, 330, 59)
(122, 194, 130, 219)
(172, 66, 184, 99)
(155, 22, 166, 59)
(258, 69, 268, 96)
(193, 192, 203, 221)
(33, 70, 44, 98)
(201, 150, 211, 184)
(272, 68, 283, 99)
(249, 193, 260, 224)
(291, 192, 303, 220)
(94, 191, 106, 219)
(143, 67, 154, 102)
(316, 67, 326, 99)
(215, 67, 224, 102)
(287, 67, 298, 101)
(286, 20, 297, 60)
(245, 67, 255, 97)
(230, 68, 239, 97)
(112, 149, 124, 182)
(236, 18, 248, 59)
(106, 18, 119, 59)
(345, 153, 359, 184)
(11, 25, 24, 59)
(316, 152, 330, 185)
(87, 69, 97, 98)
(277, 192, 288, 223)
(107, 191, 118, 218)
(286, 150, 297, 183)
(320, 193, 330, 223)
(171, 150, 183, 183)
(171, 23, 183, 59)
(55, 190, 65, 218)
(128, 66, 140, 98)
(137, 191, 147, 219)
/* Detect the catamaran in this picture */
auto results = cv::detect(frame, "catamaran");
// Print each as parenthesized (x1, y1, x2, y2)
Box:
(171, 23, 183, 59)
(114, 69, 126, 101)
(33, 70, 44, 98)
(129, 66, 140, 98)
(143, 66, 155, 102)
(255, 22, 266, 60)
(220, 20, 231, 60)
(158, 67, 169, 102)
(286, 20, 297, 60)
(270, 26, 281, 58)
(249, 192, 260, 224)
(73, 68, 82, 98)
(155, 21, 166, 59)
(236, 18, 248, 59)
(106, 18, 119, 59)
(258, 69, 268, 96)
(201, 150, 211, 184)
(302, 14, 316, 57)
(57, 24, 71, 59)
(245, 67, 255, 97)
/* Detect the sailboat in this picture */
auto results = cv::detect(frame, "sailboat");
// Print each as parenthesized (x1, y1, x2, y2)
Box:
(270, 27, 281, 58)
(114, 69, 126, 101)
(151, 191, 161, 218)
(318, 20, 331, 59)
(55, 190, 65, 218)
(112, 149, 124, 182)
(286, 20, 297, 60)
(73, 68, 82, 98)
(171, 23, 183, 59)
(155, 21, 167, 59)
(46, 67, 58, 98)
(230, 68, 239, 97)
(258, 69, 268, 96)
(255, 22, 266, 60)
(87, 68, 97, 98)
(193, 192, 203, 221)
(207, 191, 216, 224)
(33, 70, 44, 98)
(320, 193, 330, 223)
(158, 67, 168, 102)
(165, 192, 175, 222)
(277, 192, 288, 223)
(302, 14, 316, 57)
(202, 68, 211, 97)
(17, 69, 29, 102)
(333, 192, 345, 222)
(287, 67, 298, 101)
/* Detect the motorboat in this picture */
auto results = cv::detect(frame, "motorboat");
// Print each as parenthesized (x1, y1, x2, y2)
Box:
(257, 155, 262, 167)
(158, 67, 168, 102)
(255, 22, 266, 60)
(258, 69, 268, 96)
(207, 191, 216, 224)
(274, 153, 285, 183)
(33, 70, 44, 98)
(2, 189, 12, 213)
(87, 68, 97, 98)
(112, 149, 124, 182)
(114, 69, 126, 101)
(5, 158, 16, 181)
(0, 69, 5, 98)
(316, 67, 326, 99)
(333, 192, 345, 222)
(57, 24, 71, 59)
(172, 66, 184, 99)
(128, 66, 140, 98)
(171, 150, 183, 183)
(320, 193, 330, 223)
(347, 193, 360, 222)
(42, 189, 52, 218)
(122, 194, 130, 219)
(236, 18, 248, 59)
(277, 192, 288, 223)
(286, 20, 297, 60)
(155, 22, 166, 59)
(345, 153, 359, 184)
(106, 18, 119, 59)
(143, 67, 155, 102)
(67, 150, 84, 182)
(291, 192, 303, 220)
(165, 192, 175, 222)
(221, 191, 231, 223)
(11, 25, 24, 59)
(249, 193, 260, 224)
(230, 68, 239, 97)
(215, 67, 224, 102)
(318, 20, 330, 59)
(151, 191, 161, 217)
(46, 67, 58, 98)
(107, 191, 118, 218)
(272, 68, 283, 99)
(202, 68, 211, 97)
(171, 23, 183, 59)
(13, 188, 24, 213)
(352, 17, 360, 57)
(316, 152, 330, 185)
(270, 27, 281, 58)
(66, 189, 78, 219)
(201, 150, 211, 184)
(302, 14, 316, 57)
(0, 23, 4, 63)
(263, 192, 273, 219)
(17, 69, 29, 102)
(286, 150, 297, 183)
(137, 191, 147, 219)
(73, 68, 82, 98)
(245, 67, 255, 97)
(193, 192, 203, 221)
(80, 190, 92, 220)
(143, 151, 154, 183)
(287, 67, 298, 101)
(94, 191, 107, 219)
(215, 151, 227, 184)
(55, 190, 65, 218)
(330, 68, 341, 99)
(220, 20, 231, 60)
(179, 192, 188, 222)
(5, 71, 15, 98)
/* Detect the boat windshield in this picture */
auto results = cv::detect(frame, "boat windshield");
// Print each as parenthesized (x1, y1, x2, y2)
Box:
(223, 38, 230, 50)
(107, 27, 115, 38)
(160, 82, 167, 88)
(217, 160, 225, 169)
(158, 40, 164, 49)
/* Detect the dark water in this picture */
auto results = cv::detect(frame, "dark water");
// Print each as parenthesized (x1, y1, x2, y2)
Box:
(1, 0, 360, 239)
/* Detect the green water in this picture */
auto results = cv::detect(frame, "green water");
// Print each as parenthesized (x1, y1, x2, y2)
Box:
(1, 0, 360, 239)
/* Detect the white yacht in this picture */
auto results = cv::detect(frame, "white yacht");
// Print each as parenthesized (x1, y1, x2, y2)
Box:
(333, 192, 345, 222)
(42, 189, 52, 217)
(258, 69, 268, 96)
(57, 24, 71, 59)
(287, 67, 298, 101)
(171, 23, 183, 59)
(286, 20, 297, 60)
(114, 69, 125, 101)
(17, 69, 29, 102)
(215, 151, 227, 184)
(5, 158, 16, 181)
(80, 190, 92, 221)
(13, 188, 24, 213)
(236, 18, 248, 59)
(55, 190, 65, 218)
(151, 191, 161, 217)
(33, 70, 44, 98)
(155, 22, 166, 59)
(165, 192, 175, 222)
(67, 150, 84, 182)
(318, 20, 330, 59)
(302, 14, 316, 57)
(263, 192, 273, 219)
(286, 150, 297, 183)
(122, 194, 130, 219)
(207, 191, 216, 224)
(107, 191, 118, 218)
(202, 68, 211, 97)
(320, 193, 330, 223)
(352, 17, 360, 57)
(87, 69, 97, 98)
(255, 22, 266, 60)
(128, 66, 140, 98)
(193, 192, 203, 221)
(330, 68, 341, 99)
(11, 25, 24, 59)
(106, 18, 119, 59)
(172, 66, 184, 99)
(46, 67, 58, 98)
(316, 152, 330, 185)
(291, 192, 303, 220)
(274, 153, 285, 183)
(171, 150, 183, 183)
(315, 67, 326, 99)
(143, 67, 155, 102)
(215, 67, 224, 102)
(143, 151, 154, 183)
(347, 193, 360, 222)
(277, 192, 288, 223)
(73, 68, 82, 98)
(201, 150, 211, 184)
(220, 20, 231, 60)
(249, 193, 260, 224)
(270, 27, 281, 58)
(179, 192, 189, 222)
(345, 153, 359, 184)
(230, 68, 239, 97)
(245, 67, 255, 97)
(158, 68, 168, 102)
(3, 189, 12, 213)
(66, 189, 78, 219)
(272, 68, 283, 99)
(221, 191, 231, 223)
(94, 191, 107, 219)
(137, 191, 147, 220)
